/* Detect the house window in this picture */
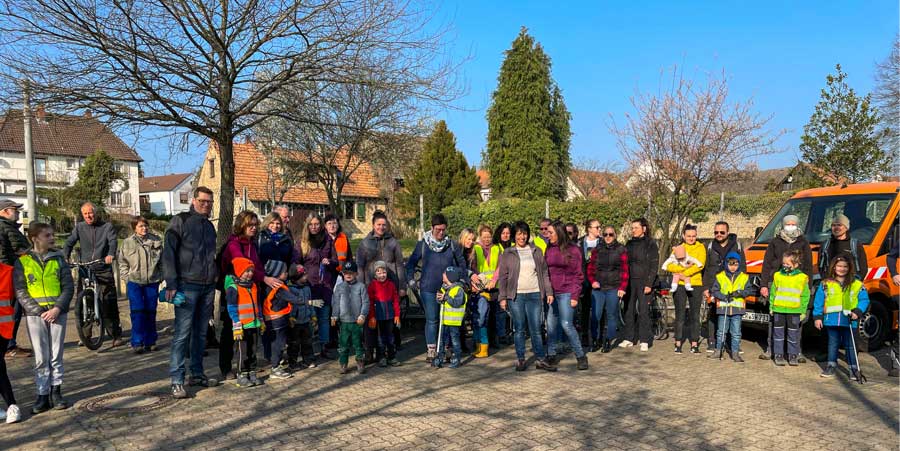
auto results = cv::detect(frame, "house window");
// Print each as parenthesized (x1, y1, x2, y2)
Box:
(208, 159, 215, 178)
(179, 191, 189, 203)
(344, 201, 354, 220)
(66, 158, 79, 170)
(305, 171, 317, 183)
(110, 191, 123, 206)
(35, 158, 47, 181)
(139, 195, 150, 212)
(113, 162, 125, 174)
(355, 202, 366, 221)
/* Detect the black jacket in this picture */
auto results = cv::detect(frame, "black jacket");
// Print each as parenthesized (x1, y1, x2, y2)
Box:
(760, 235, 813, 289)
(162, 208, 218, 290)
(818, 236, 867, 279)
(702, 234, 745, 288)
(625, 235, 659, 289)
(0, 216, 29, 266)
(63, 220, 117, 270)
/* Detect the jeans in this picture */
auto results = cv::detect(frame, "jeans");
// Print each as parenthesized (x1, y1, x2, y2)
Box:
(673, 286, 702, 343)
(270, 327, 288, 369)
(127, 281, 159, 348)
(772, 313, 801, 357)
(508, 292, 546, 360)
(421, 291, 440, 347)
(169, 282, 215, 385)
(472, 294, 490, 344)
(311, 283, 332, 345)
(592, 289, 620, 341)
(438, 325, 461, 362)
(546, 292, 586, 358)
(826, 326, 858, 369)
(494, 299, 508, 338)
(25, 315, 67, 395)
(716, 314, 742, 353)
(622, 283, 652, 343)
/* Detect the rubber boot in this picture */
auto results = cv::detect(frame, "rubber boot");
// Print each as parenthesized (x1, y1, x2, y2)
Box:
(51, 385, 69, 410)
(32, 395, 51, 414)
(473, 343, 489, 358)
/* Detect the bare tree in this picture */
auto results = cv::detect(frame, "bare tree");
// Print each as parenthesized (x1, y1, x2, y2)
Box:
(874, 36, 899, 155)
(0, 0, 458, 242)
(570, 157, 623, 199)
(612, 67, 784, 257)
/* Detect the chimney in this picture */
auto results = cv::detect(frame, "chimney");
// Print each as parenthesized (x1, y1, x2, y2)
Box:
(84, 110, 92, 119)
(35, 104, 45, 121)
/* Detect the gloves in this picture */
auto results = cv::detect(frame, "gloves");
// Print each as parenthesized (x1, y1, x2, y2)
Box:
(368, 317, 377, 329)
(232, 323, 243, 341)
(309, 299, 324, 308)
(260, 322, 266, 334)
(799, 313, 806, 323)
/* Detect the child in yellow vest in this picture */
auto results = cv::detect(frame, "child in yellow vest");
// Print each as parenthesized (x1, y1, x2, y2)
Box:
(813, 255, 870, 380)
(13, 223, 74, 414)
(708, 252, 751, 362)
(226, 257, 263, 388)
(768, 250, 810, 367)
(434, 266, 467, 368)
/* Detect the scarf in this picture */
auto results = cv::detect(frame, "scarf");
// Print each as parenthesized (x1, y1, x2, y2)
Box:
(424, 230, 450, 253)
(309, 230, 326, 250)
(778, 227, 802, 244)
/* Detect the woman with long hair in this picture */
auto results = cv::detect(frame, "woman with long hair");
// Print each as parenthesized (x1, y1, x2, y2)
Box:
(544, 221, 588, 370)
(298, 213, 337, 359)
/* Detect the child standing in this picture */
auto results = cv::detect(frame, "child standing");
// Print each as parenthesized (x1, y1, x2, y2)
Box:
(813, 255, 870, 380)
(331, 261, 369, 374)
(285, 264, 320, 370)
(226, 257, 263, 387)
(708, 252, 751, 362)
(768, 250, 810, 367)
(262, 260, 322, 379)
(433, 266, 467, 369)
(14, 223, 74, 414)
(367, 261, 401, 367)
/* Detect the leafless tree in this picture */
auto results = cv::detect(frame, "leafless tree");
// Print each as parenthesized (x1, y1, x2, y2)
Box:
(571, 157, 623, 199)
(612, 67, 785, 257)
(0, 0, 459, 242)
(874, 36, 899, 155)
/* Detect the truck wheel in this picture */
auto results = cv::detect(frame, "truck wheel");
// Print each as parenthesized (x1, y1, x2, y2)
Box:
(860, 300, 889, 352)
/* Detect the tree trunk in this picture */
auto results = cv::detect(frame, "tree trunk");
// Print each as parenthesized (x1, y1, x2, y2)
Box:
(217, 138, 236, 247)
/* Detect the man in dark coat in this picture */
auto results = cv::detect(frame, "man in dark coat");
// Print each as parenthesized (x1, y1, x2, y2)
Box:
(0, 199, 31, 356)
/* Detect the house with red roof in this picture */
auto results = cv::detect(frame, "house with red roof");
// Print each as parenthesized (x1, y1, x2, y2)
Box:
(139, 173, 194, 215)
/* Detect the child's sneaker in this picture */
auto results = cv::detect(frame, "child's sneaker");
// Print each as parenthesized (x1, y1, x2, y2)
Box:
(248, 372, 263, 386)
(271, 366, 292, 379)
(639, 343, 649, 352)
(774, 354, 787, 366)
(339, 364, 350, 374)
(236, 373, 252, 388)
(787, 354, 799, 366)
(432, 357, 443, 368)
(690, 345, 700, 354)
(387, 358, 400, 367)
(820, 365, 836, 378)
(850, 369, 861, 381)
(449, 358, 460, 369)
(732, 354, 744, 363)
(378, 357, 388, 368)
(674, 343, 683, 354)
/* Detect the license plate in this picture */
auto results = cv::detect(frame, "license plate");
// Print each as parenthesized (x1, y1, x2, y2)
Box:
(742, 312, 770, 323)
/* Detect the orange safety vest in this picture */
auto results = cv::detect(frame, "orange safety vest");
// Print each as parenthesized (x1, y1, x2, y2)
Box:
(334, 232, 350, 272)
(236, 283, 260, 326)
(263, 285, 292, 321)
(0, 263, 14, 339)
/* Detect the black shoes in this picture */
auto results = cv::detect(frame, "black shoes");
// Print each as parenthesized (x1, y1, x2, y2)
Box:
(674, 344, 683, 354)
(515, 360, 527, 372)
(576, 356, 589, 371)
(535, 359, 557, 372)
(774, 354, 787, 366)
(31, 395, 51, 414)
(690, 345, 700, 354)
(787, 354, 799, 366)
(50, 385, 68, 410)
(601, 340, 612, 353)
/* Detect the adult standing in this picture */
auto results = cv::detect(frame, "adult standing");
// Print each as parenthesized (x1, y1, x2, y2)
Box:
(257, 213, 298, 269)
(298, 213, 337, 359)
(405, 214, 469, 361)
(324, 213, 352, 272)
(532, 218, 552, 254)
(887, 238, 899, 377)
(578, 219, 603, 348)
(496, 221, 556, 372)
(163, 186, 219, 399)
(274, 205, 294, 241)
(456, 228, 477, 354)
(621, 218, 659, 351)
(471, 225, 499, 357)
(817, 214, 867, 280)
(544, 221, 589, 370)
(356, 210, 406, 356)
(666, 225, 707, 354)
(489, 222, 513, 344)
(758, 214, 813, 361)
(586, 225, 628, 353)
(702, 221, 745, 352)
(117, 216, 163, 354)
(63, 202, 122, 347)
(0, 199, 30, 357)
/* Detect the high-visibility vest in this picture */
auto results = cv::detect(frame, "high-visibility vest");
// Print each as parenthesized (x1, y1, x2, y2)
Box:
(334, 232, 350, 272)
(715, 271, 748, 309)
(823, 280, 862, 314)
(440, 285, 467, 326)
(533, 236, 547, 255)
(226, 275, 260, 326)
(20, 254, 61, 308)
(0, 263, 13, 339)
(474, 244, 501, 280)
(771, 271, 807, 310)
(263, 285, 292, 321)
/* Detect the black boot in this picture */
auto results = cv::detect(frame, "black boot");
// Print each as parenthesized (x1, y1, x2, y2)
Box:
(32, 394, 51, 414)
(601, 340, 612, 353)
(51, 385, 69, 409)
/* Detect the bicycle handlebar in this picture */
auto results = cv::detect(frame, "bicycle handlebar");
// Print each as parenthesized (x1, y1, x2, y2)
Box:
(70, 259, 104, 266)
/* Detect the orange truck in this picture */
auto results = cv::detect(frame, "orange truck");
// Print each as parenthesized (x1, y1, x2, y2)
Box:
(742, 182, 900, 350)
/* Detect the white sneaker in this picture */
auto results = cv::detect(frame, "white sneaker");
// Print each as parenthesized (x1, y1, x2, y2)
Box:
(618, 340, 634, 348)
(5, 404, 20, 423)
(640, 343, 649, 352)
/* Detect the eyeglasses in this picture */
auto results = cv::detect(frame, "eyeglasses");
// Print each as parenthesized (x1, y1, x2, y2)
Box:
(602, 233, 615, 237)
(714, 231, 727, 235)
(539, 227, 547, 231)
(196, 199, 213, 205)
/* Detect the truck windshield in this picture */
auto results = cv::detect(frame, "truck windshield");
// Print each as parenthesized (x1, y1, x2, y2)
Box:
(754, 193, 895, 245)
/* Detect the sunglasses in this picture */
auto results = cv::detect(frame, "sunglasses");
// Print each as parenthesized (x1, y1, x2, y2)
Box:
(714, 231, 727, 235)
(602, 233, 615, 237)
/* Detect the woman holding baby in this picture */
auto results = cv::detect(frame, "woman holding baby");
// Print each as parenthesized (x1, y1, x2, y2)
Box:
(664, 224, 707, 355)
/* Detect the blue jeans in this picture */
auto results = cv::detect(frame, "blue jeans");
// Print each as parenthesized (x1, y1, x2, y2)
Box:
(437, 325, 462, 363)
(472, 294, 490, 344)
(127, 282, 159, 348)
(716, 314, 742, 353)
(591, 289, 620, 341)
(508, 292, 546, 360)
(826, 326, 858, 369)
(494, 299, 508, 338)
(547, 292, 586, 358)
(314, 304, 331, 345)
(169, 283, 215, 384)
(421, 291, 439, 347)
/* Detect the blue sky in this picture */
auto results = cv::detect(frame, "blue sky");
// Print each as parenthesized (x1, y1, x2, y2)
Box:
(143, 1, 898, 175)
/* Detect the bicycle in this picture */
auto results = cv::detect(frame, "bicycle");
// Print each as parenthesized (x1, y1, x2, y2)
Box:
(71, 259, 105, 350)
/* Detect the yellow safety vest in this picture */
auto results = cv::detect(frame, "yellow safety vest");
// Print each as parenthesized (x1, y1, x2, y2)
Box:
(19, 254, 62, 307)
(823, 280, 862, 314)
(715, 272, 748, 309)
(440, 285, 467, 326)
(771, 271, 807, 310)
(533, 236, 547, 255)
(474, 244, 501, 280)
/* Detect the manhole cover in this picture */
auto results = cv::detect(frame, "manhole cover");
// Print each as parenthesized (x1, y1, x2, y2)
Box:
(79, 391, 180, 414)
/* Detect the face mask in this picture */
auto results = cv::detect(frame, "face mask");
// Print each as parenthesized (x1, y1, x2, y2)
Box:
(782, 265, 792, 272)
(783, 225, 798, 233)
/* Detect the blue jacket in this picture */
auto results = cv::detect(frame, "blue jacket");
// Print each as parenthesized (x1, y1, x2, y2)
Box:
(405, 239, 467, 294)
(812, 281, 870, 328)
(288, 285, 313, 324)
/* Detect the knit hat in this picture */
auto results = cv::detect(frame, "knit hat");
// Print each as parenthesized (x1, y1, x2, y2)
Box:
(342, 260, 358, 274)
(832, 214, 850, 229)
(725, 251, 742, 264)
(783, 215, 800, 226)
(445, 266, 462, 283)
(265, 260, 286, 278)
(373, 261, 388, 272)
(232, 257, 255, 278)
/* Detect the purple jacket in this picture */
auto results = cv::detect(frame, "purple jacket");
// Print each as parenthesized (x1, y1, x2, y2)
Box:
(222, 234, 264, 284)
(544, 243, 584, 298)
(300, 234, 337, 289)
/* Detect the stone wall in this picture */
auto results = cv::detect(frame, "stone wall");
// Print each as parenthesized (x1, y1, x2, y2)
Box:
(692, 212, 773, 241)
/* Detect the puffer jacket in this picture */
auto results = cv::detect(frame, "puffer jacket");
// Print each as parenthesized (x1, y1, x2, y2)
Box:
(118, 233, 163, 285)
(626, 235, 659, 289)
(760, 235, 813, 290)
(332, 278, 370, 323)
(665, 241, 707, 288)
(0, 216, 29, 266)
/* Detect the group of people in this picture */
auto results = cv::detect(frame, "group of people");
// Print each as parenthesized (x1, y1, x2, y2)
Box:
(0, 186, 897, 425)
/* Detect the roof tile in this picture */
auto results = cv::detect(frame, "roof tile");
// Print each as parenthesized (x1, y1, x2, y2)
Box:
(0, 110, 142, 162)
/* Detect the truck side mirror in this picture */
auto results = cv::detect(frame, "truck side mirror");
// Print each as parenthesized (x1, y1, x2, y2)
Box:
(754, 226, 763, 239)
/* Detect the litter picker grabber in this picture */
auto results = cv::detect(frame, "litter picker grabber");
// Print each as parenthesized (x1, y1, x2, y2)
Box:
(845, 310, 866, 384)
(435, 302, 445, 364)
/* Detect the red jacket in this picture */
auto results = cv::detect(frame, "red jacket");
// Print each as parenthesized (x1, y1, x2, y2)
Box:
(367, 278, 400, 321)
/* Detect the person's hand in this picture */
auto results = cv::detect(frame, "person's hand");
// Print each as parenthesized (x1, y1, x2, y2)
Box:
(356, 315, 365, 326)
(166, 288, 177, 302)
(470, 274, 480, 285)
(570, 298, 578, 308)
(331, 318, 337, 327)
(309, 299, 324, 308)
(547, 295, 554, 305)
(40, 306, 60, 323)
(893, 274, 900, 287)
(321, 258, 330, 265)
(264, 276, 284, 289)
(703, 290, 710, 300)
(815, 319, 823, 330)
(394, 317, 401, 327)
(368, 317, 377, 329)
(104, 255, 114, 265)
(486, 279, 496, 290)
(616, 289, 625, 298)
(850, 311, 858, 321)
(500, 299, 508, 311)
(592, 282, 601, 289)
(760, 287, 769, 297)
(399, 289, 407, 297)
(436, 291, 445, 301)
(643, 287, 652, 295)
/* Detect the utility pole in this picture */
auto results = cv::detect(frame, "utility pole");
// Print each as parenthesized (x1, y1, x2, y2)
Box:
(419, 194, 424, 239)
(22, 80, 36, 224)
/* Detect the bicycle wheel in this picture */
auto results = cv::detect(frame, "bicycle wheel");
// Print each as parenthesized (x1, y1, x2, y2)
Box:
(76, 289, 105, 350)
(654, 295, 670, 341)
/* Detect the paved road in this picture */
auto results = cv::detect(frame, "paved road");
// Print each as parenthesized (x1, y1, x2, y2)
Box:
(1, 301, 897, 450)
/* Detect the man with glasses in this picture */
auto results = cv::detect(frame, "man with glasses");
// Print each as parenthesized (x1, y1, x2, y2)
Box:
(578, 220, 603, 348)
(0, 199, 31, 357)
(817, 214, 867, 280)
(702, 222, 744, 352)
(163, 187, 219, 398)
(533, 218, 552, 254)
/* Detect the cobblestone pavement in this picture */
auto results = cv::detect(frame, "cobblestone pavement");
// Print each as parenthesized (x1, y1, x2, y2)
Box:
(1, 300, 898, 450)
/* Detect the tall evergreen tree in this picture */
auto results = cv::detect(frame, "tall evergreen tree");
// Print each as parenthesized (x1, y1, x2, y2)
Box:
(800, 64, 892, 183)
(486, 27, 571, 200)
(398, 121, 480, 219)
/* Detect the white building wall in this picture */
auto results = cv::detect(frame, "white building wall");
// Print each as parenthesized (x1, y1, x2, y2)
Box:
(143, 178, 192, 215)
